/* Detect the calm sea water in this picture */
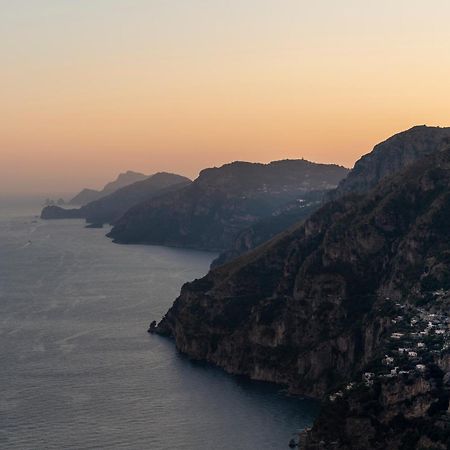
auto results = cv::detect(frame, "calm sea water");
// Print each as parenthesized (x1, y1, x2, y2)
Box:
(0, 198, 318, 450)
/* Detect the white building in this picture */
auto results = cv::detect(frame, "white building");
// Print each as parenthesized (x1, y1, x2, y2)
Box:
(391, 333, 404, 340)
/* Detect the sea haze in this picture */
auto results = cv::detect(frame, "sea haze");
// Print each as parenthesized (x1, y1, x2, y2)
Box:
(0, 199, 318, 450)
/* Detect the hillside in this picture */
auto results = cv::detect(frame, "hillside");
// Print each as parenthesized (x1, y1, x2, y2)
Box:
(152, 148, 450, 449)
(107, 159, 348, 251)
(212, 126, 450, 267)
(330, 125, 450, 200)
(211, 191, 324, 267)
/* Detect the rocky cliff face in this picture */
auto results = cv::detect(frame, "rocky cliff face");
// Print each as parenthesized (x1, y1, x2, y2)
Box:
(330, 125, 450, 200)
(300, 298, 450, 450)
(212, 126, 450, 267)
(153, 148, 450, 448)
(41, 172, 190, 224)
(300, 363, 450, 449)
(210, 191, 324, 267)
(108, 159, 348, 251)
(69, 170, 149, 205)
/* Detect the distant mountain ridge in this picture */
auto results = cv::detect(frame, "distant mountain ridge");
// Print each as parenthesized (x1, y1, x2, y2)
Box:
(69, 170, 149, 205)
(212, 125, 450, 267)
(107, 159, 349, 251)
(41, 172, 191, 224)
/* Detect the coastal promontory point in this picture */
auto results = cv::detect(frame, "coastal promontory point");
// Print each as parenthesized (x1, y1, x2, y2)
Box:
(3, 1, 450, 449)
(107, 159, 348, 251)
(41, 172, 191, 225)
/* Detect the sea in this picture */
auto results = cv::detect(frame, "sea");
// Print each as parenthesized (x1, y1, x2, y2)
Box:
(0, 197, 318, 449)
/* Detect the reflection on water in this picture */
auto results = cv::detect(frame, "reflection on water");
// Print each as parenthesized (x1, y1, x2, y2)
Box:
(0, 201, 318, 449)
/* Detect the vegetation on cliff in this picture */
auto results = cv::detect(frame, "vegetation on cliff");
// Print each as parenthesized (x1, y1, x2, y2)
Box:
(212, 126, 450, 268)
(153, 145, 450, 449)
(330, 125, 450, 200)
(108, 159, 348, 251)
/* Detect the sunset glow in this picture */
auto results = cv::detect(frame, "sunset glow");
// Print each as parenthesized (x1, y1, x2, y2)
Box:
(2, 0, 450, 194)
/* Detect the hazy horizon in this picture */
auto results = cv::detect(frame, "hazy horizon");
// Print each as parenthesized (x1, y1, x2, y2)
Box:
(1, 124, 449, 198)
(2, 0, 450, 195)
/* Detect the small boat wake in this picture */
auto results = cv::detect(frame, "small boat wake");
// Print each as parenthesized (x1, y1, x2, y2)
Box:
(20, 240, 32, 249)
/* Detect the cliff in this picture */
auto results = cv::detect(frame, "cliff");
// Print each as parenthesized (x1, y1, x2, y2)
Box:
(107, 159, 348, 251)
(300, 353, 450, 449)
(41, 172, 191, 224)
(153, 147, 450, 448)
(330, 125, 450, 200)
(300, 292, 450, 449)
(212, 126, 450, 267)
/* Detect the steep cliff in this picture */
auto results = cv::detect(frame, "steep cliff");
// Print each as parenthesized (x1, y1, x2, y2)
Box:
(299, 363, 450, 449)
(330, 125, 450, 200)
(213, 126, 450, 267)
(300, 353, 450, 450)
(41, 172, 190, 224)
(153, 148, 450, 448)
(300, 291, 450, 449)
(108, 159, 348, 251)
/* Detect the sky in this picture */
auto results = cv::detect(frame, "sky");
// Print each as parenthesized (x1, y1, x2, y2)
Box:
(1, 0, 450, 196)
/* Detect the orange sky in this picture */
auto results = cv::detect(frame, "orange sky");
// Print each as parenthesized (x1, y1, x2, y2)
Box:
(1, 1, 450, 195)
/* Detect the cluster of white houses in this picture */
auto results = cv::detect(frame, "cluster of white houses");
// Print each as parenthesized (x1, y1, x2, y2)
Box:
(328, 295, 450, 403)
(380, 301, 449, 376)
